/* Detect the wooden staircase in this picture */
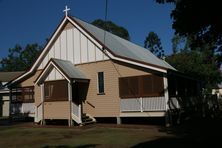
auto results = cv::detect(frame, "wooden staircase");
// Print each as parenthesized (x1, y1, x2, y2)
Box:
(81, 113, 96, 125)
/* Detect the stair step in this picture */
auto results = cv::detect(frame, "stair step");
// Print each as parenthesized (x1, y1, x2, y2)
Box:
(72, 113, 96, 126)
(82, 116, 90, 120)
(81, 113, 95, 125)
(82, 120, 96, 125)
(82, 118, 93, 122)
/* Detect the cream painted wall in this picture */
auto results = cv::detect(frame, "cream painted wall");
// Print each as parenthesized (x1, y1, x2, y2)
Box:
(77, 60, 152, 117)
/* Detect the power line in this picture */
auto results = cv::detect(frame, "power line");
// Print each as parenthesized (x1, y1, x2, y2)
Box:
(103, 0, 108, 49)
(102, 0, 152, 117)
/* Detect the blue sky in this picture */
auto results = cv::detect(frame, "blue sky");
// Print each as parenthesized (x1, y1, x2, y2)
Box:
(0, 0, 175, 58)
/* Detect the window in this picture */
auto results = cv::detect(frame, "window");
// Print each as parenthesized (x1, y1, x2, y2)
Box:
(141, 75, 164, 97)
(44, 80, 68, 101)
(12, 87, 34, 103)
(22, 87, 34, 102)
(98, 72, 104, 94)
(119, 76, 139, 98)
(119, 75, 164, 98)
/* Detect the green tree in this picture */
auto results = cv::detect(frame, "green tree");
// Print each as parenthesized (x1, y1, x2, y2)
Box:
(144, 31, 164, 58)
(0, 43, 41, 72)
(171, 35, 193, 54)
(167, 36, 221, 89)
(157, 0, 222, 59)
(156, 0, 222, 86)
(92, 19, 130, 40)
(172, 35, 184, 54)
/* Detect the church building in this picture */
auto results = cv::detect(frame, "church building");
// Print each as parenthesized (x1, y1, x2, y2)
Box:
(7, 7, 189, 126)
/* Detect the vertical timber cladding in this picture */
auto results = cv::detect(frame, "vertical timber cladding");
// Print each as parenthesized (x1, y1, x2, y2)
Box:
(76, 60, 153, 117)
(37, 23, 109, 70)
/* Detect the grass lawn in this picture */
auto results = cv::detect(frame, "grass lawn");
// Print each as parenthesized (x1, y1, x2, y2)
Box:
(0, 124, 169, 148)
(0, 117, 222, 148)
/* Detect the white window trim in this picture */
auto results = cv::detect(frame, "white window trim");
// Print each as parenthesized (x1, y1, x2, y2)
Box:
(97, 72, 105, 94)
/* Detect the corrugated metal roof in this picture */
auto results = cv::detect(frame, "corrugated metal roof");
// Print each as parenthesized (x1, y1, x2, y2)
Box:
(72, 16, 176, 71)
(52, 58, 88, 80)
(0, 71, 24, 82)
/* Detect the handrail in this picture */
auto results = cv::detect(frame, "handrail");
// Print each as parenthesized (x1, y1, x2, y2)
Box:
(86, 101, 95, 108)
(37, 102, 43, 108)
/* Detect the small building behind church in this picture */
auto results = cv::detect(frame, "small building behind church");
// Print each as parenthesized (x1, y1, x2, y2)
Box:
(0, 71, 24, 117)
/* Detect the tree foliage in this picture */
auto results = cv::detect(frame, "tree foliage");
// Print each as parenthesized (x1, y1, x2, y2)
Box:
(156, 0, 222, 87)
(171, 35, 193, 54)
(0, 43, 42, 72)
(167, 37, 222, 89)
(92, 19, 130, 40)
(144, 31, 164, 58)
(172, 35, 184, 54)
(157, 0, 222, 57)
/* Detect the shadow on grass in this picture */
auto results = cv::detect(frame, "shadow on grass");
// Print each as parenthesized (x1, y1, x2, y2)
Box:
(132, 117, 222, 148)
(0, 118, 9, 126)
(132, 137, 198, 148)
(43, 144, 98, 148)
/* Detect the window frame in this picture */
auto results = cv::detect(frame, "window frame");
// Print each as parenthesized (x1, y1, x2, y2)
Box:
(12, 86, 34, 103)
(44, 80, 68, 102)
(119, 75, 164, 99)
(97, 72, 105, 95)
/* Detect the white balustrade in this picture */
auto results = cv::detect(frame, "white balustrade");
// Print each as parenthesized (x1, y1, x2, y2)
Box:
(37, 104, 42, 121)
(169, 97, 180, 109)
(72, 102, 79, 118)
(120, 97, 166, 112)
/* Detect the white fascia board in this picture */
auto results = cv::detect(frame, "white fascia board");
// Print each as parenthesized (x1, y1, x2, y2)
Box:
(11, 18, 68, 85)
(51, 62, 70, 83)
(105, 51, 167, 73)
(34, 61, 70, 85)
(34, 61, 53, 85)
(2, 82, 7, 85)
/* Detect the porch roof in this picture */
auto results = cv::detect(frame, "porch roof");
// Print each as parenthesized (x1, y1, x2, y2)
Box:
(52, 58, 88, 80)
(35, 58, 89, 85)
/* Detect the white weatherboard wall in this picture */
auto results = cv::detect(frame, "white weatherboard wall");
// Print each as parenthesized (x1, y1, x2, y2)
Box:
(38, 26, 109, 70)
(46, 67, 65, 81)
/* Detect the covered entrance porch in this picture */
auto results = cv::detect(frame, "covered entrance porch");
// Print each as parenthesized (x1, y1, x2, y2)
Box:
(35, 58, 90, 126)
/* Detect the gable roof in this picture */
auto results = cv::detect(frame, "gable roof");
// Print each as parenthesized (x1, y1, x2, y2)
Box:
(0, 71, 24, 82)
(35, 58, 88, 85)
(10, 15, 175, 86)
(52, 58, 88, 80)
(71, 16, 176, 71)
(0, 71, 24, 89)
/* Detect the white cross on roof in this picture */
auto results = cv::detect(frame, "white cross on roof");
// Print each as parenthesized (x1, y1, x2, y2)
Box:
(63, 5, 70, 16)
